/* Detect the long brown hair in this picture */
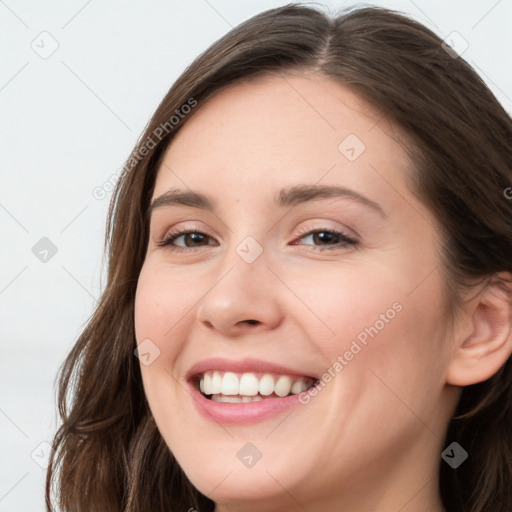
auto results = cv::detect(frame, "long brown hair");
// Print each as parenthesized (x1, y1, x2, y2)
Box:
(46, 3, 512, 511)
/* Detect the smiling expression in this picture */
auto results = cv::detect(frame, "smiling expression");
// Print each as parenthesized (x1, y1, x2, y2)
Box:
(134, 71, 457, 511)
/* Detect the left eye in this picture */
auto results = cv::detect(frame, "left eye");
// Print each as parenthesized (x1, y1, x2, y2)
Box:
(292, 229, 357, 251)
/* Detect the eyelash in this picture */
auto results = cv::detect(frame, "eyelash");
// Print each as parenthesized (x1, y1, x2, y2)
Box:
(156, 225, 358, 253)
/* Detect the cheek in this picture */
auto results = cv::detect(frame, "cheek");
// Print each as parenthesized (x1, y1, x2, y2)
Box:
(273, 259, 414, 351)
(295, 263, 449, 460)
(284, 257, 449, 398)
(133, 262, 200, 405)
(134, 263, 197, 420)
(134, 262, 199, 345)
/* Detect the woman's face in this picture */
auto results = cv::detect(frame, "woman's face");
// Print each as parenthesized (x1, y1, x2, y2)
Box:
(134, 72, 458, 511)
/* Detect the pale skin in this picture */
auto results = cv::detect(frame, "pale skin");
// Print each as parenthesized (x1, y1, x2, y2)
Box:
(134, 71, 512, 512)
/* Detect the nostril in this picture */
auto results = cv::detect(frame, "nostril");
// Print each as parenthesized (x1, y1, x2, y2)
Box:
(245, 319, 259, 325)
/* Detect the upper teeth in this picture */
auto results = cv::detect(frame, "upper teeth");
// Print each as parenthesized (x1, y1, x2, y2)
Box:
(199, 371, 314, 397)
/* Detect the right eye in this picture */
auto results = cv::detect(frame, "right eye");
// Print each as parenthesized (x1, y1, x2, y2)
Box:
(157, 228, 219, 252)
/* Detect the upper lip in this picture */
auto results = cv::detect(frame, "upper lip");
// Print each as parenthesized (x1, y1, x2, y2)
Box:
(185, 357, 320, 381)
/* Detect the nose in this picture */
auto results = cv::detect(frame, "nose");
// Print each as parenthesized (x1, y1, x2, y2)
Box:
(195, 249, 284, 336)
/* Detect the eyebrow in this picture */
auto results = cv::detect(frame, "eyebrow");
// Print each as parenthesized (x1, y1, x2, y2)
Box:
(148, 184, 387, 218)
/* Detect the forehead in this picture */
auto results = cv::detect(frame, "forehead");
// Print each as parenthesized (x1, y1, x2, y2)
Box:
(153, 72, 414, 207)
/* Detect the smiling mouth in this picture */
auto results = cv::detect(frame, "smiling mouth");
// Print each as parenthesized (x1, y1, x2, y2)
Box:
(194, 370, 319, 402)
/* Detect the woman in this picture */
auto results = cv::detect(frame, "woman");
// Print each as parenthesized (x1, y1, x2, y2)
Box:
(46, 3, 512, 511)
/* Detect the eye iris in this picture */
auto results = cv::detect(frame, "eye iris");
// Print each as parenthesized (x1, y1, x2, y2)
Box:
(313, 231, 337, 245)
(184, 233, 206, 246)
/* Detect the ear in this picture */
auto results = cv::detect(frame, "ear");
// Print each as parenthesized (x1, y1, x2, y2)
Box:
(446, 273, 512, 386)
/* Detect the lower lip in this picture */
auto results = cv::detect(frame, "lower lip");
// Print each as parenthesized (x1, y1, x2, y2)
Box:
(187, 381, 308, 425)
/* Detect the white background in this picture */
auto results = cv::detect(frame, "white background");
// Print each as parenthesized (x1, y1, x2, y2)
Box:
(1, 1, 511, 510)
